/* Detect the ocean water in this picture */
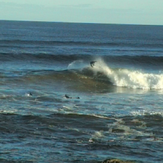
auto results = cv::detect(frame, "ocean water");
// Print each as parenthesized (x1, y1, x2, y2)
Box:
(0, 20, 163, 163)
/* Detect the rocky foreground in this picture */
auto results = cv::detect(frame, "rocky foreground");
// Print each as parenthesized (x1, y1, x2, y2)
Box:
(102, 159, 135, 163)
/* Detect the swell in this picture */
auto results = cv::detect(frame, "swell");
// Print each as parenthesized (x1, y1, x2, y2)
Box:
(1, 52, 163, 68)
(104, 55, 163, 69)
(0, 39, 117, 47)
(0, 53, 92, 62)
(0, 39, 163, 49)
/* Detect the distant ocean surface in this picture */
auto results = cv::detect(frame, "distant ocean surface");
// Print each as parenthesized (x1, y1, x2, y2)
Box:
(0, 20, 163, 163)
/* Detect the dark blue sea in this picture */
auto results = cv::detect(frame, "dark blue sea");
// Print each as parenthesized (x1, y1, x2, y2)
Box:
(0, 20, 163, 163)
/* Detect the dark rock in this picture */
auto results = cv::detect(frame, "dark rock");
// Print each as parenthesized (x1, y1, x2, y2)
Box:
(102, 159, 135, 163)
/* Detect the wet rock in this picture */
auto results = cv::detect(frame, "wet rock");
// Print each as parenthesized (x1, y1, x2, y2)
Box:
(102, 159, 135, 163)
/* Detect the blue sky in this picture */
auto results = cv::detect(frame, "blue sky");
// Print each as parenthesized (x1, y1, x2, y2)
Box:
(0, 0, 163, 25)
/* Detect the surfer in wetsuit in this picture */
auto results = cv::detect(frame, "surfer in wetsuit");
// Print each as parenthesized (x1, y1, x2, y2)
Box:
(90, 61, 96, 67)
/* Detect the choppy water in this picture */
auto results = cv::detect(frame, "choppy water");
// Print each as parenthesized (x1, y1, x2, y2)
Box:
(0, 21, 163, 163)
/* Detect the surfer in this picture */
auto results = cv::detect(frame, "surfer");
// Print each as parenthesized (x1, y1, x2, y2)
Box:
(64, 94, 80, 99)
(90, 61, 96, 67)
(26, 92, 32, 97)
(65, 94, 72, 99)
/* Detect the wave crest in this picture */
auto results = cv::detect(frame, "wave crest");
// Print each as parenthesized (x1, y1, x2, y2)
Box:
(91, 58, 163, 90)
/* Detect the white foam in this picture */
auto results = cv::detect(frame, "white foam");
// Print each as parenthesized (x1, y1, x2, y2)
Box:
(92, 58, 163, 90)
(131, 110, 163, 116)
(89, 131, 104, 143)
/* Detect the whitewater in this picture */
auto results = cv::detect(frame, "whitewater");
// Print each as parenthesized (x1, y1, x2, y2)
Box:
(90, 58, 163, 90)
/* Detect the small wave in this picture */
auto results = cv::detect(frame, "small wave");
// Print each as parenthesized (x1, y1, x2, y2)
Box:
(0, 39, 162, 49)
(1, 51, 163, 69)
(0, 53, 93, 63)
(0, 39, 118, 48)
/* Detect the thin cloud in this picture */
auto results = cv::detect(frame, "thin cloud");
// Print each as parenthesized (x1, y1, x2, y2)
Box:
(0, 1, 44, 9)
(59, 4, 93, 8)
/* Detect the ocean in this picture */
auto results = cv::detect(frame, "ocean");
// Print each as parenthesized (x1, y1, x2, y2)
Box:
(0, 20, 163, 163)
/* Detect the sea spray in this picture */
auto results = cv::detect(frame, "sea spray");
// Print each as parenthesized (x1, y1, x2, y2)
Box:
(68, 60, 87, 70)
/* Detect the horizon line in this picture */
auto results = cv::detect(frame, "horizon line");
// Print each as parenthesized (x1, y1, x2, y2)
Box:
(0, 19, 163, 26)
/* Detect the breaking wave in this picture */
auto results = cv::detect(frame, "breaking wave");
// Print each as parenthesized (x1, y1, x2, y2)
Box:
(90, 58, 163, 90)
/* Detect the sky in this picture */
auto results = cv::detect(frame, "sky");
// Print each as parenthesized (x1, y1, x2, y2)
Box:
(0, 0, 163, 25)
